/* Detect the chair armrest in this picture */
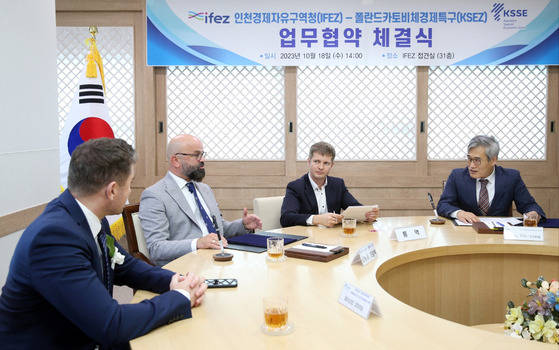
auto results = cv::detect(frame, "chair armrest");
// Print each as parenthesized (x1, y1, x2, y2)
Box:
(133, 252, 155, 266)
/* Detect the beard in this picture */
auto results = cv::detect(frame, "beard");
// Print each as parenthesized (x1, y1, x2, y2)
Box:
(182, 162, 206, 182)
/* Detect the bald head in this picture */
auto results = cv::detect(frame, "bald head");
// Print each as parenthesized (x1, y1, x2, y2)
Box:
(167, 134, 203, 161)
(167, 134, 206, 181)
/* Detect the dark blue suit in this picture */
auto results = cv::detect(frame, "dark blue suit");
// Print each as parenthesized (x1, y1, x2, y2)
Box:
(280, 174, 361, 227)
(437, 166, 545, 219)
(0, 190, 191, 350)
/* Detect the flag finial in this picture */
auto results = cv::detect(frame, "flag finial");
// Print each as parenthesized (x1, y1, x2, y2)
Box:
(85, 26, 106, 93)
(89, 26, 98, 39)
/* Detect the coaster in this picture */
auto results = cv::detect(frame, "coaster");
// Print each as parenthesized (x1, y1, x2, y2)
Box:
(341, 232, 359, 238)
(266, 255, 287, 262)
(213, 252, 234, 261)
(429, 218, 445, 225)
(261, 322, 294, 336)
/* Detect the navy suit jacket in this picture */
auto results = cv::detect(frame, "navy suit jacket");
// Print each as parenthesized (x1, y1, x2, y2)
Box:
(0, 190, 192, 350)
(437, 166, 545, 219)
(280, 174, 361, 227)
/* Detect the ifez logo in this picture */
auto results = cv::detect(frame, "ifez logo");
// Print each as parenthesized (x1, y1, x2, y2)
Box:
(188, 11, 230, 23)
(491, 3, 528, 21)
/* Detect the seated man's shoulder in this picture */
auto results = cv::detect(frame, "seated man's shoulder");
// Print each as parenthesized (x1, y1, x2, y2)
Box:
(328, 175, 344, 183)
(450, 167, 467, 174)
(287, 175, 306, 188)
(142, 178, 165, 194)
(496, 166, 519, 175)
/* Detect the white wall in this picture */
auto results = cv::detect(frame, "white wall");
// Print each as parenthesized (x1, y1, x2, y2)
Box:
(0, 0, 58, 289)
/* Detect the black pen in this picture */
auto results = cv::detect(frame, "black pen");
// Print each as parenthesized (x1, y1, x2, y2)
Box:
(427, 192, 440, 220)
(303, 243, 327, 249)
(212, 215, 225, 254)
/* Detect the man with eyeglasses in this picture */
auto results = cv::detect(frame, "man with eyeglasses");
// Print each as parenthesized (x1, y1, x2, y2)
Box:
(437, 135, 545, 224)
(139, 134, 262, 266)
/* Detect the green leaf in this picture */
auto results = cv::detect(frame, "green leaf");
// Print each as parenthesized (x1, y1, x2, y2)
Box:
(106, 235, 115, 258)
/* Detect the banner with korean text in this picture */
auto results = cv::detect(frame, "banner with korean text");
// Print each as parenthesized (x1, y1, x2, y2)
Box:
(146, 0, 558, 66)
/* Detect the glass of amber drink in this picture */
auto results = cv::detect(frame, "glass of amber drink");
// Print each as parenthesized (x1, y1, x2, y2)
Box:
(266, 237, 286, 262)
(523, 213, 538, 227)
(341, 217, 358, 237)
(262, 296, 293, 335)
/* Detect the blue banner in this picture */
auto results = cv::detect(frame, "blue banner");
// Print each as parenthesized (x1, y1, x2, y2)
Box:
(147, 0, 559, 66)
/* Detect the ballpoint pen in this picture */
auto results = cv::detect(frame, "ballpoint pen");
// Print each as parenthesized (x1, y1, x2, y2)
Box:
(212, 215, 225, 255)
(427, 193, 445, 224)
(302, 243, 327, 249)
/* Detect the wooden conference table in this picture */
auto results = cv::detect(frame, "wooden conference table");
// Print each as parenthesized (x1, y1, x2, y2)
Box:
(130, 217, 559, 349)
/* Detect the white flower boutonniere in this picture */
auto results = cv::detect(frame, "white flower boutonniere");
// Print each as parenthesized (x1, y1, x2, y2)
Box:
(111, 248, 125, 269)
(105, 235, 125, 269)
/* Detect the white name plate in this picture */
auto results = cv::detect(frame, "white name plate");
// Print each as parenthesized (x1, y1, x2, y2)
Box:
(503, 226, 544, 241)
(351, 242, 378, 266)
(338, 282, 381, 319)
(390, 225, 427, 242)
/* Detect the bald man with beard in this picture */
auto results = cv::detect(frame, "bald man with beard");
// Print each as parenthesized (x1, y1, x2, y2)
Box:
(139, 134, 262, 266)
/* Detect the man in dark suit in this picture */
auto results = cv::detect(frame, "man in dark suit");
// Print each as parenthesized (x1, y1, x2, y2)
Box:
(280, 141, 379, 227)
(0, 138, 207, 350)
(139, 134, 262, 266)
(437, 135, 545, 223)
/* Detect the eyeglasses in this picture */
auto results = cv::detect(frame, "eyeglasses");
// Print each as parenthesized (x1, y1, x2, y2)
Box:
(465, 157, 483, 166)
(175, 152, 206, 161)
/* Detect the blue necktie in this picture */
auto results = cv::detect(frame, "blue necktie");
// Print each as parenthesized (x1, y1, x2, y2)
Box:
(97, 227, 110, 290)
(186, 182, 216, 234)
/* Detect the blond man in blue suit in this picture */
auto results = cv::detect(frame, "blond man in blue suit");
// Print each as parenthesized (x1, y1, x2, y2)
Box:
(0, 138, 207, 350)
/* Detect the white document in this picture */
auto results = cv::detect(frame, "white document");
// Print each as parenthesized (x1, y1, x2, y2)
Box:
(342, 205, 378, 222)
(291, 243, 340, 252)
(454, 217, 522, 227)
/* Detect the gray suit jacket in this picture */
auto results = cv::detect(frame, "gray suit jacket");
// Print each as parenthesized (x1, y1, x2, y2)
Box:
(139, 172, 247, 266)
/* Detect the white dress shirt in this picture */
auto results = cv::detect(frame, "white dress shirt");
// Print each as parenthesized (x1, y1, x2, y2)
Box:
(306, 173, 329, 225)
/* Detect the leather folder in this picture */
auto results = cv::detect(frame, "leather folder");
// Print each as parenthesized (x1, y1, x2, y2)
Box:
(472, 222, 503, 234)
(285, 245, 349, 262)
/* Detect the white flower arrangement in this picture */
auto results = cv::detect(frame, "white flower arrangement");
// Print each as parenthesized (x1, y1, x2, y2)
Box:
(504, 276, 559, 345)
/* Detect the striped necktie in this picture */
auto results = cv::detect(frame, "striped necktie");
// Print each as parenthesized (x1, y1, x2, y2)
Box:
(478, 179, 490, 215)
(97, 227, 110, 290)
(186, 182, 216, 234)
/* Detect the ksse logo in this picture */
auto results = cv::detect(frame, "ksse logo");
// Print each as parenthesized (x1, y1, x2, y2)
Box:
(188, 11, 230, 24)
(491, 3, 528, 21)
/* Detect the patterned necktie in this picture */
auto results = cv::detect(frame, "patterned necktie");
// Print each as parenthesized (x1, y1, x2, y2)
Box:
(186, 182, 216, 234)
(478, 179, 490, 215)
(97, 227, 110, 290)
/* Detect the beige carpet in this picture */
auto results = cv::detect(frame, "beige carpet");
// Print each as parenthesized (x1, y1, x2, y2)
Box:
(114, 285, 134, 304)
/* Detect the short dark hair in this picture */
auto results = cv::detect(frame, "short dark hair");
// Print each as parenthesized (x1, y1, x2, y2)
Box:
(68, 138, 136, 196)
(309, 141, 336, 162)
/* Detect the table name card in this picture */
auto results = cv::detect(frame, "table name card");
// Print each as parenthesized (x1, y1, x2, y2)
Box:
(351, 242, 377, 266)
(338, 282, 381, 319)
(390, 225, 427, 242)
(503, 226, 544, 241)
